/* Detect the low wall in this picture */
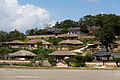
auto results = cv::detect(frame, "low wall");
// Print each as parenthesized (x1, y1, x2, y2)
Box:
(0, 60, 39, 64)
(86, 62, 116, 66)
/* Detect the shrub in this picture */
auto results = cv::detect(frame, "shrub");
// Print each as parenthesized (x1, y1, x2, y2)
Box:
(64, 59, 72, 66)
(73, 55, 86, 67)
(48, 57, 57, 66)
(30, 49, 54, 60)
(47, 37, 62, 45)
(84, 54, 93, 62)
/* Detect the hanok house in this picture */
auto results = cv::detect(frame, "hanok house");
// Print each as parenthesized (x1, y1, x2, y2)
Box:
(2, 40, 25, 48)
(48, 51, 77, 62)
(58, 39, 83, 50)
(7, 50, 36, 60)
(93, 50, 111, 61)
(67, 27, 82, 34)
(93, 50, 111, 65)
(25, 39, 51, 49)
(87, 26, 100, 34)
(45, 28, 63, 35)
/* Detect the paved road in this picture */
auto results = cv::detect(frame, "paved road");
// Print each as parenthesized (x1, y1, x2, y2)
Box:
(0, 69, 120, 80)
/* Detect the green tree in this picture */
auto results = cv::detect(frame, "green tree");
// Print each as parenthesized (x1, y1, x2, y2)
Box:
(53, 20, 78, 29)
(95, 27, 116, 50)
(8, 29, 26, 41)
(84, 54, 93, 62)
(73, 55, 86, 67)
(0, 47, 10, 59)
(47, 37, 62, 45)
(0, 31, 8, 42)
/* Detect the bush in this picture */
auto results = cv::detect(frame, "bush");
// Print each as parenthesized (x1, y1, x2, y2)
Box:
(84, 54, 93, 62)
(73, 55, 86, 67)
(64, 59, 72, 66)
(48, 57, 57, 66)
(12, 63, 33, 67)
(0, 63, 10, 66)
(74, 62, 85, 67)
(47, 37, 62, 45)
(30, 49, 54, 60)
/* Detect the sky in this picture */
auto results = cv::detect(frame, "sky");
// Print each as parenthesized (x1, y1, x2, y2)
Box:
(0, 0, 120, 32)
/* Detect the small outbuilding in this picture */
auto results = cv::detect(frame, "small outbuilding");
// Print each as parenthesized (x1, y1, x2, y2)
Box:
(8, 50, 36, 60)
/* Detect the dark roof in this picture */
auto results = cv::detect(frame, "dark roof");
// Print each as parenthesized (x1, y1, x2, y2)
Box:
(88, 26, 100, 30)
(46, 29, 63, 34)
(53, 29, 63, 34)
(48, 51, 77, 56)
(67, 27, 80, 32)
(93, 50, 111, 57)
(46, 29, 55, 32)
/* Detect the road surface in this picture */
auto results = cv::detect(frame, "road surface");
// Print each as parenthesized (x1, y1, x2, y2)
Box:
(0, 69, 120, 80)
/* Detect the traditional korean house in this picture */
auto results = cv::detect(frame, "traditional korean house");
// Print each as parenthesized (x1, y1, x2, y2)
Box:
(25, 39, 51, 49)
(93, 50, 111, 65)
(67, 27, 82, 34)
(45, 28, 63, 35)
(88, 26, 100, 34)
(48, 51, 77, 62)
(59, 39, 83, 45)
(2, 39, 51, 49)
(58, 39, 83, 50)
(8, 50, 36, 60)
(2, 40, 25, 48)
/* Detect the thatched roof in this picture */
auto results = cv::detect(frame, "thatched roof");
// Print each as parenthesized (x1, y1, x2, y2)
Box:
(26, 39, 51, 45)
(57, 34, 78, 38)
(3, 40, 24, 44)
(9, 50, 36, 57)
(58, 39, 83, 45)
(48, 51, 77, 56)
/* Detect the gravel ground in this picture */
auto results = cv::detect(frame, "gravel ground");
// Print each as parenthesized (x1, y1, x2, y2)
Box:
(0, 69, 120, 80)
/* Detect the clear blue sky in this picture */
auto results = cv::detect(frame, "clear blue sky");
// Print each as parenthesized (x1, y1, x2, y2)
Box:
(18, 0, 120, 22)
